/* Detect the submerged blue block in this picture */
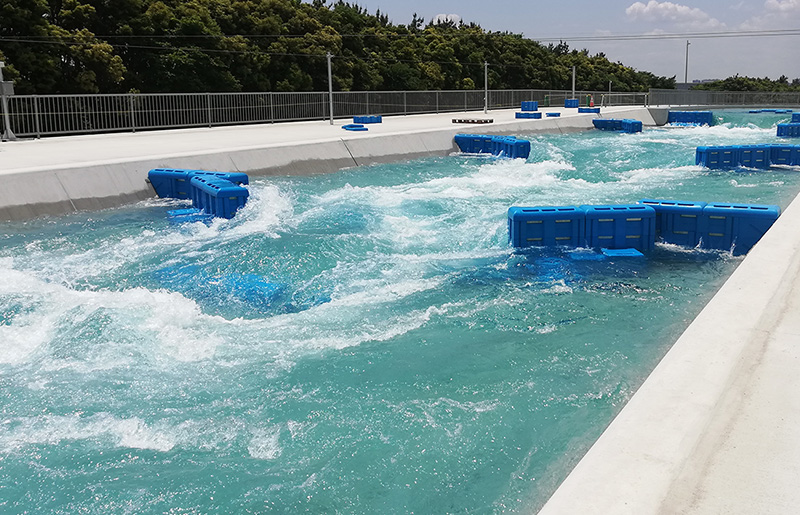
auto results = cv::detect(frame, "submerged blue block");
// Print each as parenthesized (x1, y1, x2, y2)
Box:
(668, 111, 714, 126)
(148, 169, 249, 200)
(639, 199, 707, 247)
(353, 115, 382, 124)
(581, 204, 656, 251)
(699, 203, 780, 254)
(565, 99, 579, 108)
(516, 112, 542, 119)
(793, 113, 800, 123)
(167, 207, 214, 225)
(777, 123, 800, 138)
(521, 101, 539, 111)
(190, 176, 249, 219)
(601, 248, 644, 258)
(507, 206, 585, 248)
(578, 107, 600, 114)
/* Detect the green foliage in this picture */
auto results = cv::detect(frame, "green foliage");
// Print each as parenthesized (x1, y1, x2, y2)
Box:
(691, 75, 800, 92)
(0, 0, 676, 94)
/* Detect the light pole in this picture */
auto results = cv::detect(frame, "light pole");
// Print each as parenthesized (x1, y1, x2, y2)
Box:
(326, 52, 334, 125)
(684, 40, 690, 86)
(484, 61, 488, 114)
(608, 80, 612, 93)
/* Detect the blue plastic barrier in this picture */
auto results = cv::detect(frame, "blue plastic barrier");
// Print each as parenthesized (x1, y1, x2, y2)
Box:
(668, 111, 714, 126)
(740, 145, 771, 168)
(190, 176, 249, 219)
(699, 203, 780, 254)
(592, 119, 641, 133)
(793, 113, 800, 123)
(582, 204, 656, 251)
(601, 248, 644, 258)
(507, 206, 585, 248)
(639, 199, 707, 247)
(565, 99, 579, 108)
(521, 101, 539, 112)
(516, 112, 542, 119)
(696, 144, 800, 169)
(148, 169, 249, 200)
(695, 146, 742, 168)
(342, 124, 368, 131)
(578, 107, 600, 114)
(454, 134, 530, 159)
(353, 115, 382, 124)
(777, 123, 800, 138)
(546, 112, 561, 117)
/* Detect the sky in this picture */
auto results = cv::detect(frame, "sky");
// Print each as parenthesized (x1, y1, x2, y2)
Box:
(336, 0, 800, 82)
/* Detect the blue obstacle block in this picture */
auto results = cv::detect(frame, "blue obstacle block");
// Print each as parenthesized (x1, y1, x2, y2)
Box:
(521, 101, 539, 111)
(699, 203, 780, 255)
(516, 112, 542, 119)
(190, 176, 249, 219)
(739, 145, 771, 169)
(545, 112, 561, 117)
(695, 146, 742, 169)
(769, 145, 800, 166)
(507, 206, 585, 248)
(668, 111, 714, 126)
(578, 107, 600, 114)
(147, 169, 249, 199)
(777, 123, 800, 138)
(353, 115, 382, 124)
(793, 113, 800, 123)
(565, 99, 579, 108)
(581, 204, 656, 251)
(342, 124, 368, 131)
(454, 134, 530, 159)
(621, 119, 643, 133)
(639, 199, 707, 247)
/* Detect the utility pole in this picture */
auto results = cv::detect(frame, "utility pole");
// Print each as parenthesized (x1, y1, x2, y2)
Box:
(608, 80, 612, 93)
(327, 52, 334, 125)
(684, 40, 690, 86)
(484, 61, 488, 114)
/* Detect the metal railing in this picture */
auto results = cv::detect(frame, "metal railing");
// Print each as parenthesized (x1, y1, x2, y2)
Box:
(649, 88, 800, 107)
(3, 87, 798, 140)
(0, 88, 608, 139)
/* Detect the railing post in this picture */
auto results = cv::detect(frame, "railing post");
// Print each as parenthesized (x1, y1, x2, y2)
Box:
(207, 92, 212, 128)
(129, 93, 136, 133)
(464, 90, 467, 112)
(436, 90, 439, 114)
(269, 92, 274, 124)
(34, 95, 41, 138)
(403, 91, 407, 115)
(366, 91, 370, 115)
(327, 52, 334, 125)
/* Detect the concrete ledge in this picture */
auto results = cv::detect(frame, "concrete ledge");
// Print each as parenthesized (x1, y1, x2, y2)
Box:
(537, 185, 800, 513)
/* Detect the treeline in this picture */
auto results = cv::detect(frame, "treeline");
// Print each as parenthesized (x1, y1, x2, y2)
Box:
(0, 0, 676, 95)
(692, 75, 800, 92)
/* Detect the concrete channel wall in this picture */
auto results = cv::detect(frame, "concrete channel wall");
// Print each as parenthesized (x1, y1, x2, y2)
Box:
(0, 106, 661, 221)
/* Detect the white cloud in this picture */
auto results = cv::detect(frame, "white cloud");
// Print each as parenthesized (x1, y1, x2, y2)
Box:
(626, 1, 725, 29)
(765, 0, 800, 11)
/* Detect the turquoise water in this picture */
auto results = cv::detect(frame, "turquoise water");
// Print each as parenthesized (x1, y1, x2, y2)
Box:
(1, 110, 799, 513)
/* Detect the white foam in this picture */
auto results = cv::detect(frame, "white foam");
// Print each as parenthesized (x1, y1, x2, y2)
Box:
(247, 425, 282, 460)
